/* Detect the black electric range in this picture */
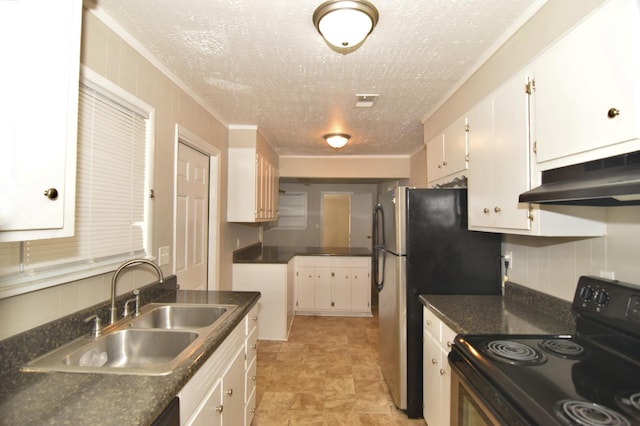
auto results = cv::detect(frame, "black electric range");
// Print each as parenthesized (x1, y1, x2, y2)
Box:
(449, 276, 640, 426)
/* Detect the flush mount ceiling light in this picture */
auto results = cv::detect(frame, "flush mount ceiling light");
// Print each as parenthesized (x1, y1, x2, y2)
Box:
(324, 133, 350, 149)
(313, 0, 379, 50)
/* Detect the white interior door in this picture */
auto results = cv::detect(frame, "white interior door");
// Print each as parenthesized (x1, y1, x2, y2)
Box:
(350, 193, 373, 249)
(176, 142, 209, 290)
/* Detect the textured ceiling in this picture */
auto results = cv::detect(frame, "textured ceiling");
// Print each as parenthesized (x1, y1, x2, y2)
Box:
(93, 0, 543, 156)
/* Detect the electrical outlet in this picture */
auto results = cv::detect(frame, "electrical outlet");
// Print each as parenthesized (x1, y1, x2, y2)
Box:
(158, 246, 170, 266)
(600, 270, 615, 280)
(504, 251, 513, 269)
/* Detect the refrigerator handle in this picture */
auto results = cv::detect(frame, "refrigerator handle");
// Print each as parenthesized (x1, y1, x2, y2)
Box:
(372, 203, 384, 292)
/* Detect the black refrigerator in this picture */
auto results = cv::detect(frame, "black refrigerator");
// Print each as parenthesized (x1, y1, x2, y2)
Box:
(372, 186, 501, 418)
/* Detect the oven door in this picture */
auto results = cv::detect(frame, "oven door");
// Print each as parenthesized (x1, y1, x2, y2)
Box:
(449, 348, 530, 426)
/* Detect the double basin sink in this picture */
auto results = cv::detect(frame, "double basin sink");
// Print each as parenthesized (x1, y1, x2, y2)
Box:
(23, 303, 237, 375)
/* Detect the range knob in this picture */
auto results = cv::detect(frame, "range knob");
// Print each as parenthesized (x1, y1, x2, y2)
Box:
(595, 290, 610, 306)
(580, 286, 595, 302)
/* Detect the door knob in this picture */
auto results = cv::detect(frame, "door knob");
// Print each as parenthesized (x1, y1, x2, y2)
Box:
(44, 188, 59, 200)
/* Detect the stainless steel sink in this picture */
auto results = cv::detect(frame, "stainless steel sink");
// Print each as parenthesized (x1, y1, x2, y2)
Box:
(128, 304, 234, 330)
(23, 303, 237, 375)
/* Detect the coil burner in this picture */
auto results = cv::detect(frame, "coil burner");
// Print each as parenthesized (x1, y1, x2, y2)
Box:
(555, 400, 631, 426)
(483, 340, 546, 366)
(539, 339, 587, 359)
(616, 391, 640, 420)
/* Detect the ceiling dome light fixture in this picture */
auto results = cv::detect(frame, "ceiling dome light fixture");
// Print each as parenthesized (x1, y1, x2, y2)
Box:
(313, 0, 379, 50)
(324, 133, 350, 149)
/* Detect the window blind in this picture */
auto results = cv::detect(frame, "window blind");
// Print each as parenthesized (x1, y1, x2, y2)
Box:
(0, 82, 149, 287)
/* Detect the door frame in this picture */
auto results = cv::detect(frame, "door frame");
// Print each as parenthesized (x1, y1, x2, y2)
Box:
(173, 124, 221, 290)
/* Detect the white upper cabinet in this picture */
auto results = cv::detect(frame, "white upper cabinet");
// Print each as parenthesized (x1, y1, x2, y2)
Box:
(467, 73, 532, 232)
(426, 115, 468, 185)
(467, 72, 607, 236)
(531, 0, 640, 171)
(0, 0, 82, 242)
(227, 126, 279, 223)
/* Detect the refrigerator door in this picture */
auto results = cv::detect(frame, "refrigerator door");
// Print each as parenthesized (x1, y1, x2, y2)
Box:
(378, 248, 406, 410)
(377, 187, 408, 410)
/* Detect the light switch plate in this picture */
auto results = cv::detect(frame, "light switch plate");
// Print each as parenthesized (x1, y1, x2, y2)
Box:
(158, 246, 170, 266)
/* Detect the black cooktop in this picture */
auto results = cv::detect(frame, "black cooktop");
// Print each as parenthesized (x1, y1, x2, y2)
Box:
(450, 276, 640, 426)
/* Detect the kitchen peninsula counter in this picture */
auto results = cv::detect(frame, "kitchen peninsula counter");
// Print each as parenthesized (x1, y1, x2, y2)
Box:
(233, 242, 372, 264)
(419, 281, 576, 335)
(0, 279, 260, 425)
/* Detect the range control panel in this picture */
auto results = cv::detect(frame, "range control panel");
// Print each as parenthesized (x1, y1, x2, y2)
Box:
(573, 276, 640, 326)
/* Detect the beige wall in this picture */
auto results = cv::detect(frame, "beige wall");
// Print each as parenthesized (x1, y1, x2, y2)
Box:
(408, 146, 428, 188)
(279, 155, 410, 179)
(0, 8, 261, 340)
(423, 0, 640, 299)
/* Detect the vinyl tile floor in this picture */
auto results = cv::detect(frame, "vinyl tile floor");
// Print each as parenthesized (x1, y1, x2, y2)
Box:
(252, 311, 426, 426)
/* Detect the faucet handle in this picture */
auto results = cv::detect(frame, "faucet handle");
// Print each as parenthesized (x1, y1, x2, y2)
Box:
(84, 314, 102, 338)
(123, 289, 141, 317)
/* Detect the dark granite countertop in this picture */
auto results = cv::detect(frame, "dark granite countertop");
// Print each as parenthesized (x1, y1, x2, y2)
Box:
(233, 242, 372, 264)
(419, 282, 576, 335)
(0, 281, 260, 426)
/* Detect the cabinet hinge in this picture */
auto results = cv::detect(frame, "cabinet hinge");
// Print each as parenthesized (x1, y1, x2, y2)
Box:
(464, 123, 469, 132)
(149, 189, 155, 199)
(525, 79, 536, 95)
(296, 301, 298, 307)
(528, 206, 534, 222)
(331, 301, 335, 307)
(533, 141, 537, 154)
(331, 272, 335, 277)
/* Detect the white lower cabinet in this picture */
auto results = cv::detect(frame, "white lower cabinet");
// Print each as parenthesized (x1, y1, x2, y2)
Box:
(179, 307, 258, 426)
(232, 263, 294, 341)
(423, 306, 455, 426)
(294, 256, 371, 316)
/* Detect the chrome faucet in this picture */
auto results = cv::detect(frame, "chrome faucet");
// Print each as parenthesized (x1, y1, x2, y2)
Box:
(110, 259, 164, 324)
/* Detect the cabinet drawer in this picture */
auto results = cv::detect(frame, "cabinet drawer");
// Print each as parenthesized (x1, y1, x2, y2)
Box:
(245, 304, 258, 336)
(441, 323, 457, 352)
(331, 256, 370, 268)
(295, 256, 332, 267)
(245, 387, 256, 426)
(245, 356, 257, 404)
(246, 326, 258, 366)
(423, 307, 441, 341)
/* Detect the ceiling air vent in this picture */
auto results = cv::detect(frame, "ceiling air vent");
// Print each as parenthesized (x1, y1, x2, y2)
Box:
(354, 94, 379, 108)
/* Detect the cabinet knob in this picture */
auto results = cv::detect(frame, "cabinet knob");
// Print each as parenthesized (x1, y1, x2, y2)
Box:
(215, 405, 223, 413)
(447, 341, 452, 348)
(437, 163, 442, 168)
(442, 161, 448, 166)
(43, 188, 59, 200)
(440, 369, 446, 375)
(494, 206, 501, 213)
(431, 358, 438, 365)
(252, 376, 256, 382)
(607, 108, 620, 118)
(252, 316, 258, 322)
(252, 344, 257, 350)
(426, 320, 432, 326)
(483, 208, 490, 214)
(225, 388, 233, 396)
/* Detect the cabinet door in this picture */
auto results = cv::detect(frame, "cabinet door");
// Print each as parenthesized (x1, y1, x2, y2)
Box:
(492, 73, 531, 230)
(221, 348, 245, 425)
(426, 134, 445, 183)
(187, 379, 222, 426)
(314, 267, 333, 310)
(467, 97, 495, 229)
(533, 0, 640, 167)
(423, 333, 443, 426)
(295, 266, 316, 311)
(350, 267, 370, 311)
(332, 267, 352, 311)
(0, 0, 81, 241)
(442, 115, 468, 178)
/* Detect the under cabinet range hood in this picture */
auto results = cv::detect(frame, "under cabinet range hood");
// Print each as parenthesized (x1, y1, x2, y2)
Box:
(519, 151, 640, 206)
